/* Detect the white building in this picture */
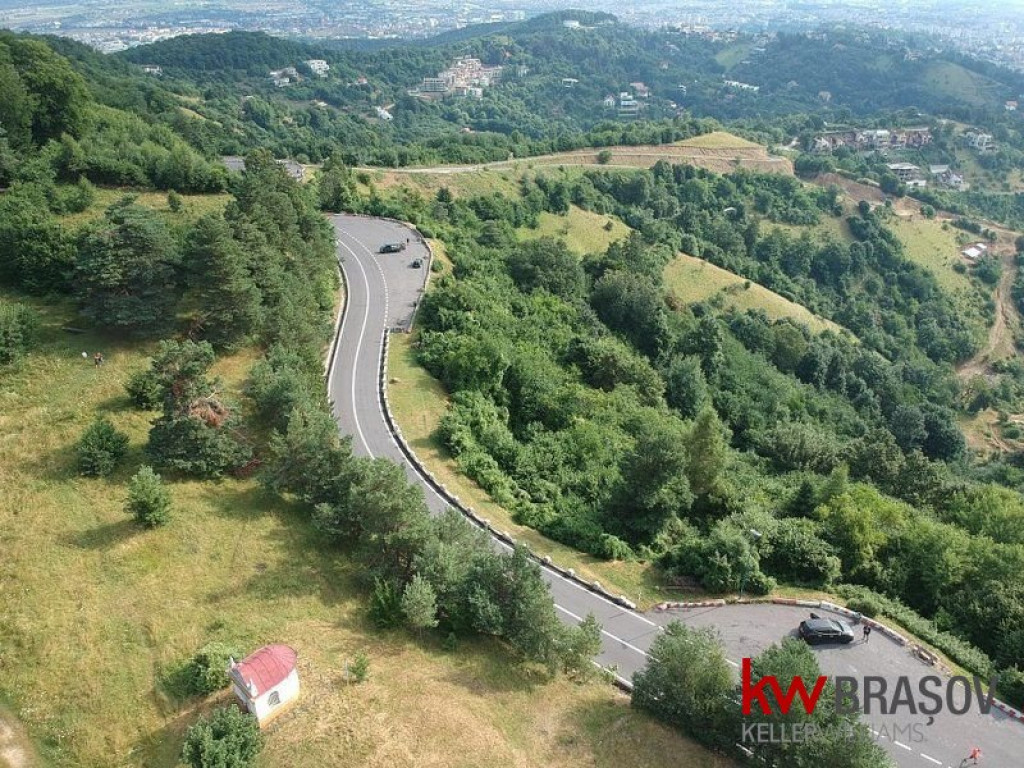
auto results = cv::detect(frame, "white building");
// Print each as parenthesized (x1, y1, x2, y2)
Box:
(724, 79, 760, 93)
(305, 59, 330, 78)
(375, 106, 393, 121)
(229, 644, 300, 726)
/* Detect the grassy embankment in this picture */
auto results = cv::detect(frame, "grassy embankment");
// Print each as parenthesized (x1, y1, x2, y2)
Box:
(664, 253, 842, 335)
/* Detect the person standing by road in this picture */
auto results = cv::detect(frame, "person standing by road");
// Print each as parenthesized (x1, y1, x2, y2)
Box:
(862, 624, 872, 643)
(969, 746, 982, 764)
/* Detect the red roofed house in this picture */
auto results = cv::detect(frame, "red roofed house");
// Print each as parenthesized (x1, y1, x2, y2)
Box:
(229, 644, 300, 726)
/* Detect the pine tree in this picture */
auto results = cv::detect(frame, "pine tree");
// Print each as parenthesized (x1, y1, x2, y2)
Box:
(184, 215, 262, 349)
(686, 407, 729, 499)
(125, 465, 171, 527)
(401, 574, 439, 633)
(77, 418, 130, 477)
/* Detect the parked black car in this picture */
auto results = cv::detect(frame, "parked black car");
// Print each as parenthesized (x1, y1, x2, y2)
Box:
(411, 258, 423, 268)
(379, 242, 406, 253)
(798, 617, 855, 645)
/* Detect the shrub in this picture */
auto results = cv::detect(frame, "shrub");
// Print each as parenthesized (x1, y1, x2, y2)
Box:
(835, 584, 993, 677)
(168, 190, 183, 213)
(845, 595, 881, 618)
(0, 301, 39, 365)
(125, 465, 172, 527)
(596, 149, 613, 165)
(997, 665, 1024, 709)
(349, 651, 369, 683)
(598, 533, 635, 561)
(368, 577, 403, 628)
(125, 368, 162, 409)
(77, 418, 130, 477)
(181, 706, 263, 768)
(185, 642, 241, 696)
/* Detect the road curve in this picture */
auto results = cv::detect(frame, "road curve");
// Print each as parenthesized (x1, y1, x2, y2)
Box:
(326, 214, 1022, 768)
(327, 214, 662, 683)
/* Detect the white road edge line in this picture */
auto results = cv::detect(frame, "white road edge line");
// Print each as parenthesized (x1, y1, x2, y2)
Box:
(893, 741, 913, 751)
(556, 604, 652, 659)
(919, 754, 941, 765)
(334, 234, 376, 457)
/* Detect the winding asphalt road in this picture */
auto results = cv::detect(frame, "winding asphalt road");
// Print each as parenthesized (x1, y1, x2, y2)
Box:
(327, 213, 1022, 768)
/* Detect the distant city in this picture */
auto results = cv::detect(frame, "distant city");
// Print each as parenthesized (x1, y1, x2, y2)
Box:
(4, 0, 1024, 71)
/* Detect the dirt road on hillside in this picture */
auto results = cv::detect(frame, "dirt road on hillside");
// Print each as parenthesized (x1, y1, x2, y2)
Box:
(957, 229, 1020, 380)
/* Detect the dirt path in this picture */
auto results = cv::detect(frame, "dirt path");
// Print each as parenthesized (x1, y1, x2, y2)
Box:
(957, 231, 1019, 380)
(0, 708, 33, 768)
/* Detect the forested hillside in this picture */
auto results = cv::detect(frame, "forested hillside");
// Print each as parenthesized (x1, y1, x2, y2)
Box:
(97, 13, 1024, 168)
(345, 159, 1024, 709)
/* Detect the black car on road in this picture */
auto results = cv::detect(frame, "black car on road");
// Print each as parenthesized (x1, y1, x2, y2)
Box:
(798, 617, 855, 645)
(379, 242, 406, 253)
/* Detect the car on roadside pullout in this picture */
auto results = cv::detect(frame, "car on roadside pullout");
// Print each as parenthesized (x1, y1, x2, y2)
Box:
(798, 617, 855, 645)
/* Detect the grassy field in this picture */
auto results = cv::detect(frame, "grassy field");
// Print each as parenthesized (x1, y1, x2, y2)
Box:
(516, 206, 631, 255)
(0, 293, 727, 768)
(888, 216, 976, 297)
(714, 44, 754, 71)
(769, 213, 855, 245)
(376, 169, 521, 199)
(61, 188, 231, 228)
(922, 61, 1002, 109)
(673, 131, 762, 150)
(664, 253, 842, 335)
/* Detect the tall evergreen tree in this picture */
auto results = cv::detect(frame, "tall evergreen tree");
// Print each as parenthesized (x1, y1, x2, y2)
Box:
(184, 215, 262, 348)
(75, 198, 180, 336)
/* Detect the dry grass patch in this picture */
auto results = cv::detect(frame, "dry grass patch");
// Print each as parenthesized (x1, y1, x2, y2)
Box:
(61, 188, 231, 228)
(674, 131, 762, 150)
(664, 253, 842, 335)
(517, 206, 630, 255)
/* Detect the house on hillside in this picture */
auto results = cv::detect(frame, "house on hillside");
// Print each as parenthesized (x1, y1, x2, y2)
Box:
(962, 243, 988, 260)
(305, 59, 330, 78)
(229, 644, 300, 726)
(886, 162, 921, 182)
(965, 131, 994, 152)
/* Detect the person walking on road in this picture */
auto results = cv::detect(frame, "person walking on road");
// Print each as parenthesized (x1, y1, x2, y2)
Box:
(969, 746, 982, 764)
(862, 624, 872, 643)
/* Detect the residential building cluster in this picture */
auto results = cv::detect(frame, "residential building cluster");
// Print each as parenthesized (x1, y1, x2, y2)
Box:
(811, 127, 932, 154)
(267, 59, 330, 87)
(877, 162, 969, 191)
(413, 58, 503, 99)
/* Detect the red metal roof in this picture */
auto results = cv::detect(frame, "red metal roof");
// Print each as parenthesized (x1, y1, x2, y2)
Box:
(232, 644, 296, 695)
